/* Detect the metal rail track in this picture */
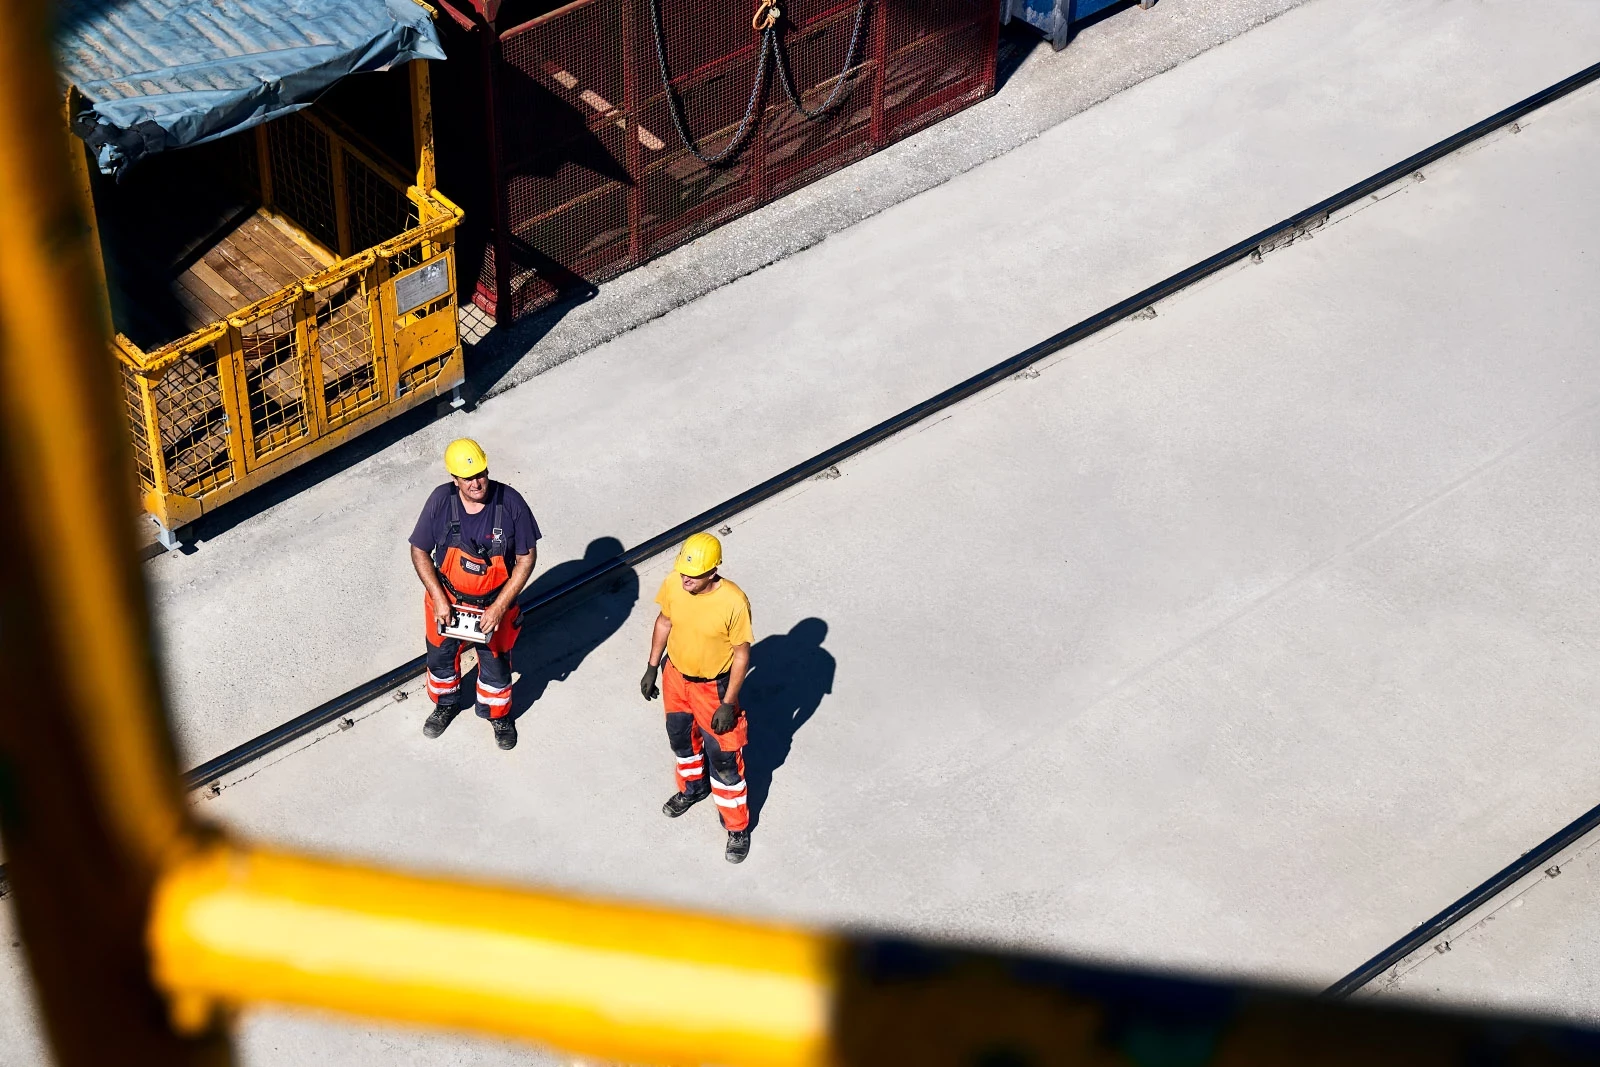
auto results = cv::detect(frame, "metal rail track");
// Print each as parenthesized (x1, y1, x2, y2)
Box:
(1323, 798, 1600, 997)
(6, 61, 1600, 978)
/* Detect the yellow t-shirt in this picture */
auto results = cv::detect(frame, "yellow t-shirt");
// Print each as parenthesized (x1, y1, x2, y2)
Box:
(655, 574, 753, 678)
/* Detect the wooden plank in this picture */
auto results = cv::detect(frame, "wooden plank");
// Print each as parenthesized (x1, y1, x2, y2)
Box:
(173, 269, 238, 325)
(172, 281, 232, 331)
(235, 219, 316, 284)
(207, 234, 282, 299)
(224, 220, 292, 283)
(252, 213, 327, 272)
(200, 246, 267, 305)
(230, 217, 318, 289)
(171, 270, 232, 322)
(261, 210, 338, 268)
(168, 277, 229, 331)
(187, 259, 246, 312)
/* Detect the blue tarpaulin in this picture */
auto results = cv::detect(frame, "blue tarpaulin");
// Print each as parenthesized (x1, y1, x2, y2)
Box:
(55, 0, 445, 176)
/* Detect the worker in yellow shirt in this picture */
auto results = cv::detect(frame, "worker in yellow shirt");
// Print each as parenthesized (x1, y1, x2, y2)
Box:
(640, 532, 754, 863)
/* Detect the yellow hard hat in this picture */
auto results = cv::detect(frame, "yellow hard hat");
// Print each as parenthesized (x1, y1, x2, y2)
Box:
(444, 438, 488, 478)
(674, 532, 722, 577)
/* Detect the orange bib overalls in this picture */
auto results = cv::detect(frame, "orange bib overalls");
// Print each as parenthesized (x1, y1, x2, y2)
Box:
(424, 497, 519, 719)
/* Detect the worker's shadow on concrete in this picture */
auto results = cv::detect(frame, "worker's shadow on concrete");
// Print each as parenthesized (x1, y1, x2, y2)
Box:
(741, 618, 835, 832)
(504, 537, 639, 720)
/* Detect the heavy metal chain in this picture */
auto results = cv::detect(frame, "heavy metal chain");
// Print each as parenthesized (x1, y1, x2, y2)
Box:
(772, 0, 870, 119)
(648, 0, 872, 166)
(648, 0, 774, 165)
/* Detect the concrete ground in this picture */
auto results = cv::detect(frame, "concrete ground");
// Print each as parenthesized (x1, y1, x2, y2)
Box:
(144, 0, 1600, 771)
(9, 0, 1600, 1063)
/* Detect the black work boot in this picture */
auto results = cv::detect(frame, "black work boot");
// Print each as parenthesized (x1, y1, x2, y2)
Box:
(662, 785, 709, 818)
(725, 830, 751, 864)
(423, 701, 463, 738)
(491, 716, 518, 750)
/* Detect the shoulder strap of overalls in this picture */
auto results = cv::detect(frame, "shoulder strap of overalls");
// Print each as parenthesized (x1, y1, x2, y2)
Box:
(445, 492, 463, 550)
(489, 503, 507, 558)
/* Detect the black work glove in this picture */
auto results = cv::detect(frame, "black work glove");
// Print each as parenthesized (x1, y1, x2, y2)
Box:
(640, 663, 660, 701)
(711, 702, 738, 734)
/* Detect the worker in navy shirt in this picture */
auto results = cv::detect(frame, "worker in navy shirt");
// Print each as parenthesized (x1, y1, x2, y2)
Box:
(409, 438, 540, 750)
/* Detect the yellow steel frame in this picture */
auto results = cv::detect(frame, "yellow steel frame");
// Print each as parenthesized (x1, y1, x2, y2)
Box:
(9, 4, 1600, 1066)
(99, 60, 465, 536)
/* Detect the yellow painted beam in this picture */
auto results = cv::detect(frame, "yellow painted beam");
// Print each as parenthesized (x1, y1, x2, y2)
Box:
(410, 59, 437, 193)
(151, 844, 837, 1066)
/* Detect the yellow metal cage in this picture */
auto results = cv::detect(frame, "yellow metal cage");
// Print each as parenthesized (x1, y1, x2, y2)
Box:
(88, 63, 464, 543)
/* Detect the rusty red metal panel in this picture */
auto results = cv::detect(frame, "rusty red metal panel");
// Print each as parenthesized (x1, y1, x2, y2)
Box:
(441, 0, 998, 320)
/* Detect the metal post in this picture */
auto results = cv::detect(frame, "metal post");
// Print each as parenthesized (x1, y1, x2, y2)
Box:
(329, 139, 353, 258)
(154, 518, 184, 552)
(254, 125, 274, 208)
(868, 0, 888, 145)
(480, 25, 512, 316)
(410, 59, 438, 194)
(623, 0, 645, 266)
(0, 2, 228, 1063)
(63, 86, 112, 334)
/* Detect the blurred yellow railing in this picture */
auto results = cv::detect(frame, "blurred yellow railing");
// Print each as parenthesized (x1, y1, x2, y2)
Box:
(149, 844, 836, 1067)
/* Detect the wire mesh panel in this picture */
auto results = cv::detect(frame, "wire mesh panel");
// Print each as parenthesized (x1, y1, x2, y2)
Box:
(347, 151, 417, 252)
(237, 302, 311, 461)
(312, 275, 383, 427)
(467, 0, 997, 320)
(634, 13, 762, 263)
(121, 363, 158, 494)
(758, 0, 876, 205)
(397, 352, 453, 397)
(497, 0, 633, 317)
(268, 114, 340, 250)
(881, 0, 994, 138)
(149, 342, 234, 498)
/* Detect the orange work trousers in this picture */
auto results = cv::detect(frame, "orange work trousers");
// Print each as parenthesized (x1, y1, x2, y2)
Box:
(662, 660, 748, 831)
(424, 600, 519, 719)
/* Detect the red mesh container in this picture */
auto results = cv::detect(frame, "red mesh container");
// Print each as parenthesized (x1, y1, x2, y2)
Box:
(435, 0, 1000, 321)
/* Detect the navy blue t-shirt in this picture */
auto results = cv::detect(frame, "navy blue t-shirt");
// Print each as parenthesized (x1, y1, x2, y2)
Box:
(409, 481, 541, 564)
